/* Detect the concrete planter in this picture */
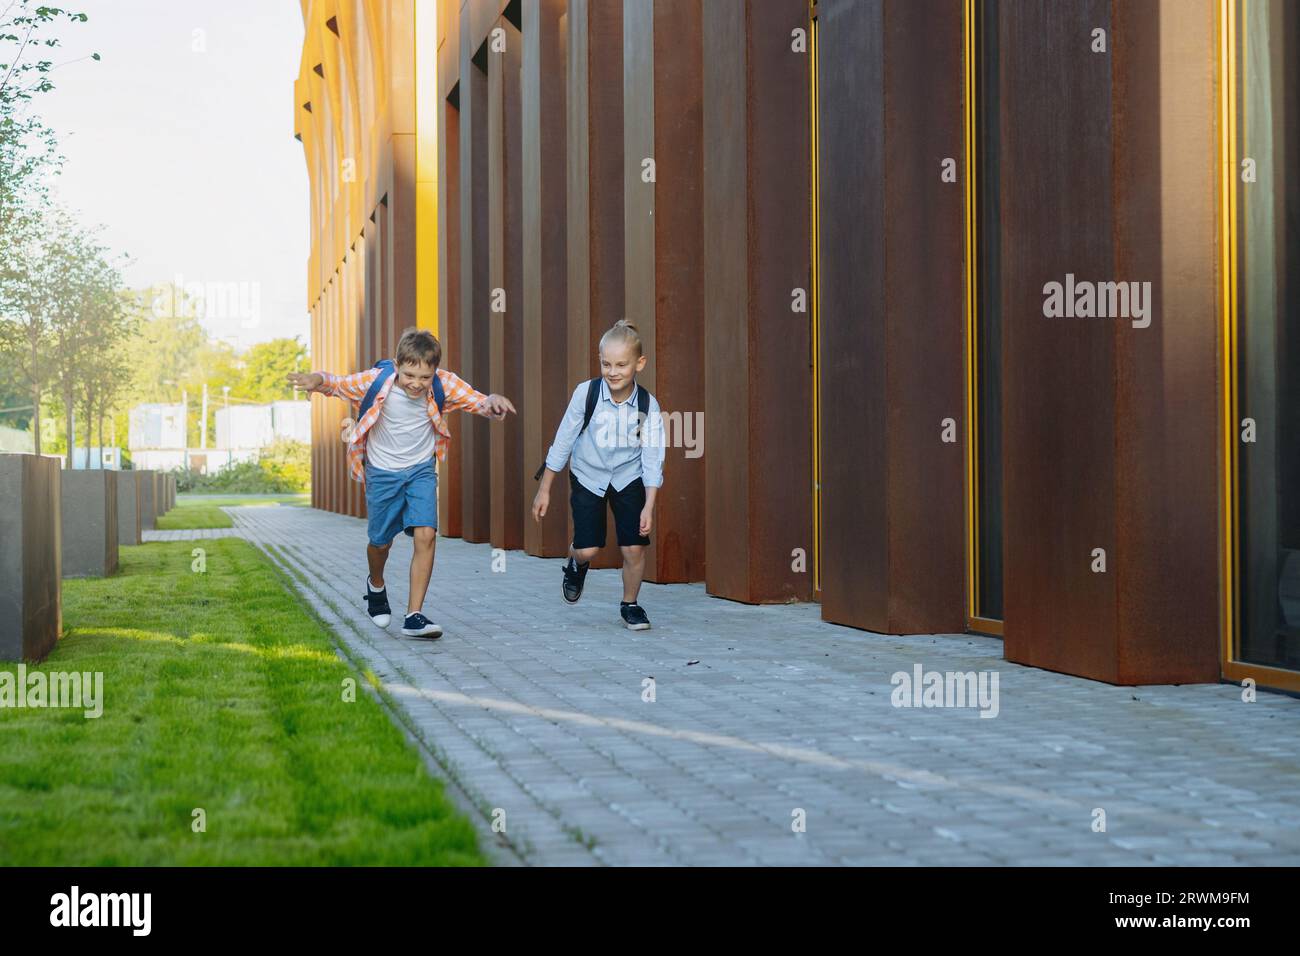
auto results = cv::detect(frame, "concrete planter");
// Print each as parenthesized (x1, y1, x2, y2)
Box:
(117, 469, 142, 545)
(136, 470, 158, 530)
(0, 454, 62, 662)
(61, 470, 119, 578)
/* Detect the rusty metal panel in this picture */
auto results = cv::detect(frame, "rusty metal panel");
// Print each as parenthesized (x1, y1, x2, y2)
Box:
(881, 0, 966, 633)
(325, 280, 340, 515)
(566, 0, 624, 568)
(438, 0, 461, 101)
(1110, 0, 1220, 683)
(997, 1, 1220, 684)
(999, 1, 1117, 679)
(622, 0, 706, 584)
(440, 100, 464, 538)
(817, 0, 887, 628)
(523, 0, 571, 557)
(701, 0, 749, 601)
(466, 0, 507, 58)
(460, 18, 492, 542)
(703, 0, 814, 604)
(489, 18, 526, 552)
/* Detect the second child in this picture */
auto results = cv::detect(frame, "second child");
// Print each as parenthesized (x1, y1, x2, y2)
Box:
(532, 320, 665, 630)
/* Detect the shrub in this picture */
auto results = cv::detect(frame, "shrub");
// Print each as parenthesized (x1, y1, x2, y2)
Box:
(165, 439, 310, 494)
(258, 438, 311, 492)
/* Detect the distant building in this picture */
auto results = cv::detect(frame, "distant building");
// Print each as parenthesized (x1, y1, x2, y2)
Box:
(0, 427, 119, 467)
(71, 447, 122, 470)
(128, 403, 185, 451)
(215, 401, 310, 450)
(215, 405, 274, 451)
(0, 425, 32, 454)
(127, 399, 309, 476)
(270, 400, 311, 444)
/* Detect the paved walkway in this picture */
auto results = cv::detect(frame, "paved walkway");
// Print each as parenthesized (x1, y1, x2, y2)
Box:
(201, 504, 1300, 866)
(144, 527, 243, 542)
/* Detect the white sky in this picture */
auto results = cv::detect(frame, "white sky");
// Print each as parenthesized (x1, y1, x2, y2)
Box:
(33, 0, 309, 351)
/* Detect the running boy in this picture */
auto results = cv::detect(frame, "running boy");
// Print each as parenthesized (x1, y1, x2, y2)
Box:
(288, 327, 515, 638)
(532, 319, 665, 630)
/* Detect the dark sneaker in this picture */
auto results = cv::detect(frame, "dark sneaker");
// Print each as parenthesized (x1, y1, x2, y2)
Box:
(562, 557, 590, 604)
(364, 579, 391, 628)
(620, 602, 651, 631)
(401, 612, 443, 639)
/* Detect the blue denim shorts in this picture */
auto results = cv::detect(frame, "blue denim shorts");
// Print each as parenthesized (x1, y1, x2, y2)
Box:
(364, 459, 438, 546)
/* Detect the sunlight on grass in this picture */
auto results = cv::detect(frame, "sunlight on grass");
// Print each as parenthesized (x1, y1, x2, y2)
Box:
(158, 495, 311, 530)
(0, 539, 483, 866)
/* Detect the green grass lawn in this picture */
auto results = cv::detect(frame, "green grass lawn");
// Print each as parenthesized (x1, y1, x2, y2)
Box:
(157, 494, 310, 530)
(0, 538, 484, 865)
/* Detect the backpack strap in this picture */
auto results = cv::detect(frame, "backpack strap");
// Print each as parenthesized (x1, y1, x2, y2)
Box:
(432, 370, 446, 415)
(357, 359, 395, 422)
(632, 384, 652, 444)
(578, 377, 602, 434)
(532, 377, 603, 481)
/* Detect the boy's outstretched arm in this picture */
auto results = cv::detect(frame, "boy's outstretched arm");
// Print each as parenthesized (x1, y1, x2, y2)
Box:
(439, 369, 516, 420)
(478, 394, 517, 419)
(286, 371, 324, 392)
(286, 370, 371, 403)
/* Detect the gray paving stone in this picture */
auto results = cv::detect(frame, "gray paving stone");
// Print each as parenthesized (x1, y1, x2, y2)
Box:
(143, 527, 243, 542)
(225, 503, 1300, 866)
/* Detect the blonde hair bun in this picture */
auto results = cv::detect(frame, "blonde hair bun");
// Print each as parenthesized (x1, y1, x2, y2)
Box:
(600, 318, 644, 357)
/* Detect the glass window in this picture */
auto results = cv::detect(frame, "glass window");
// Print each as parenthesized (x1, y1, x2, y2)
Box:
(973, 0, 1003, 623)
(1236, 0, 1300, 670)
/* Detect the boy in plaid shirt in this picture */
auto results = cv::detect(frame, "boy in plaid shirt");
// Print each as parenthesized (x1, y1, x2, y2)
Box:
(289, 327, 515, 638)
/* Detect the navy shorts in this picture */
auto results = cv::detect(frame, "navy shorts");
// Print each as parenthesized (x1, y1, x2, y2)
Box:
(570, 473, 650, 549)
(364, 459, 437, 546)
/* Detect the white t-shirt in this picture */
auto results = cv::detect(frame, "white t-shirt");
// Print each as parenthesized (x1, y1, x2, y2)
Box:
(366, 385, 435, 471)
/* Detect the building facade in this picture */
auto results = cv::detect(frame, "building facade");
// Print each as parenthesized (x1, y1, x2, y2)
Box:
(298, 0, 1299, 693)
(294, 0, 441, 520)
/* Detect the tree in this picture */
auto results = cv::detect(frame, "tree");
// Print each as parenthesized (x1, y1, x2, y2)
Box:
(0, 3, 95, 453)
(2, 4, 95, 238)
(38, 208, 122, 468)
(77, 282, 134, 467)
(120, 285, 240, 449)
(232, 337, 310, 404)
(0, 203, 57, 453)
(0, 346, 33, 430)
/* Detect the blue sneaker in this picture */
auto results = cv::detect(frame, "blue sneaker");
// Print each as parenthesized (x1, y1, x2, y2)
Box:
(562, 556, 589, 604)
(401, 612, 443, 639)
(364, 578, 391, 628)
(620, 602, 651, 631)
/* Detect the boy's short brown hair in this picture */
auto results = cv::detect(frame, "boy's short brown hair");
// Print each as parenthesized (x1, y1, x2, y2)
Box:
(395, 327, 442, 369)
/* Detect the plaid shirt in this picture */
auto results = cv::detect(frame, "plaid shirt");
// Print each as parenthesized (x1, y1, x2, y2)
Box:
(315, 366, 490, 483)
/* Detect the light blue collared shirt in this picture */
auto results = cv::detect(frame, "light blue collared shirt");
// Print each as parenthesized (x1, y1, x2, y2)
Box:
(544, 379, 665, 496)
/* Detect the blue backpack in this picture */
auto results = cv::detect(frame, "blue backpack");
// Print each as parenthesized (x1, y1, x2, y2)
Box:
(357, 359, 445, 421)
